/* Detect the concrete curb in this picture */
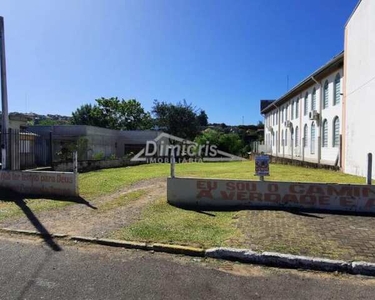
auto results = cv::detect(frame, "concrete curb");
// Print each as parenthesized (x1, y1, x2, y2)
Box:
(2, 228, 375, 276)
(205, 247, 375, 275)
(70, 236, 149, 250)
(0, 228, 68, 238)
(153, 243, 205, 257)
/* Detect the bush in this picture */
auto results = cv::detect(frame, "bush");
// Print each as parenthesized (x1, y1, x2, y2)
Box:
(92, 152, 105, 160)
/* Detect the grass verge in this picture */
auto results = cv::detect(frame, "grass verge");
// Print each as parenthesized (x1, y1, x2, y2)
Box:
(110, 197, 242, 248)
(97, 190, 147, 212)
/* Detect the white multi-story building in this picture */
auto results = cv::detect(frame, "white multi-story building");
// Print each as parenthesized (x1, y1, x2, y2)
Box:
(343, 0, 375, 178)
(261, 52, 344, 167)
(261, 0, 375, 178)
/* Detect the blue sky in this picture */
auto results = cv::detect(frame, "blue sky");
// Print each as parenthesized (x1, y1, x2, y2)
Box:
(1, 0, 358, 125)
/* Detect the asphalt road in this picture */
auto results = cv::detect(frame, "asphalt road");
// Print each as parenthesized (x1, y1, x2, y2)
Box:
(1, 235, 375, 300)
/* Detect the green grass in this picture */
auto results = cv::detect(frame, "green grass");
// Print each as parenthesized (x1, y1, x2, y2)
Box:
(111, 197, 241, 248)
(1, 161, 371, 242)
(79, 164, 170, 199)
(97, 190, 146, 212)
(79, 161, 370, 199)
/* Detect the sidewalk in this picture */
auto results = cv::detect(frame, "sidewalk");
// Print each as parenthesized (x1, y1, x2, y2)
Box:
(234, 210, 375, 262)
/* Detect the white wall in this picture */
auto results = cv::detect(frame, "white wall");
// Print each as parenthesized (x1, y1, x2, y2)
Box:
(344, 0, 375, 179)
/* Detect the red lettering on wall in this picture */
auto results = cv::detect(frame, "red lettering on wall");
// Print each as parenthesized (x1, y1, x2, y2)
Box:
(289, 184, 305, 194)
(220, 191, 235, 200)
(327, 186, 354, 197)
(306, 185, 325, 195)
(226, 182, 235, 191)
(249, 193, 262, 202)
(362, 188, 375, 197)
(197, 190, 213, 199)
(318, 196, 330, 206)
(340, 197, 355, 207)
(281, 194, 299, 204)
(197, 181, 217, 191)
(365, 199, 375, 209)
(237, 192, 247, 201)
(264, 193, 280, 203)
(300, 195, 317, 205)
(267, 184, 279, 193)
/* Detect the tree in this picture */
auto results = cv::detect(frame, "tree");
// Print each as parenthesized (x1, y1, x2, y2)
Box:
(152, 100, 202, 140)
(194, 129, 244, 156)
(72, 104, 102, 127)
(197, 110, 208, 127)
(72, 98, 152, 130)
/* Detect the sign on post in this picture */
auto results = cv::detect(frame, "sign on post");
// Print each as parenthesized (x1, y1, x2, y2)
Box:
(255, 155, 270, 178)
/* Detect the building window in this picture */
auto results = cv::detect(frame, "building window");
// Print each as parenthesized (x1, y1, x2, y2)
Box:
(290, 101, 294, 120)
(295, 126, 299, 147)
(303, 124, 308, 147)
(296, 98, 299, 118)
(334, 74, 341, 106)
(322, 119, 328, 147)
(281, 129, 284, 146)
(323, 81, 329, 109)
(311, 122, 316, 154)
(304, 93, 309, 116)
(312, 88, 316, 111)
(273, 134, 275, 146)
(333, 117, 340, 147)
(285, 130, 287, 147)
(286, 105, 288, 121)
(284, 107, 286, 122)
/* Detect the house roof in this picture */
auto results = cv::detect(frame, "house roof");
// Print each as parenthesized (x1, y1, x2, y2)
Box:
(260, 51, 344, 114)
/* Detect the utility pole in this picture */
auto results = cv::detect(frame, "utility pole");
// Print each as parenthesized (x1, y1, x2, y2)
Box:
(0, 16, 9, 170)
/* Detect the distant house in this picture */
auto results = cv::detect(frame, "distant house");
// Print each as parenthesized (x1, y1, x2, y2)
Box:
(26, 125, 163, 162)
(0, 113, 29, 131)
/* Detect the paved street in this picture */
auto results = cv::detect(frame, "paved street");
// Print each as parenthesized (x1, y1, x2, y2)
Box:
(1, 235, 375, 300)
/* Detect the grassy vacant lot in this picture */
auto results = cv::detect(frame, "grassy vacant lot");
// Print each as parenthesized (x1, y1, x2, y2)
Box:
(79, 160, 369, 199)
(105, 161, 370, 248)
(1, 161, 373, 253)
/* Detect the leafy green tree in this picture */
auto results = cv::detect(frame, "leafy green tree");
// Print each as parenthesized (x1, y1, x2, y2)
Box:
(72, 98, 152, 130)
(194, 129, 244, 156)
(197, 110, 208, 127)
(35, 119, 71, 126)
(71, 104, 101, 127)
(152, 100, 202, 140)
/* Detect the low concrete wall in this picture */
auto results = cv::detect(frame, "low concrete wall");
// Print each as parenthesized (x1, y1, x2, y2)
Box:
(167, 177, 375, 213)
(268, 156, 339, 171)
(0, 170, 78, 197)
(53, 158, 143, 173)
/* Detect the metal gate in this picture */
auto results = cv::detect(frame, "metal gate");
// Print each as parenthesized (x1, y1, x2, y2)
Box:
(0, 129, 52, 170)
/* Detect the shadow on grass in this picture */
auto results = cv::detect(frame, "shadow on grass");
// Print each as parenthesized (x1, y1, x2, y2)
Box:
(0, 188, 97, 251)
(172, 203, 375, 218)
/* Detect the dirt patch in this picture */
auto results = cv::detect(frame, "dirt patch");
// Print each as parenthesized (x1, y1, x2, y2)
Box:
(0, 178, 167, 238)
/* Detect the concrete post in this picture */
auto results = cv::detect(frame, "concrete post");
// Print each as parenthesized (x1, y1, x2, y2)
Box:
(73, 151, 79, 195)
(170, 146, 175, 178)
(73, 151, 78, 174)
(0, 17, 9, 170)
(367, 153, 372, 185)
(302, 138, 305, 162)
